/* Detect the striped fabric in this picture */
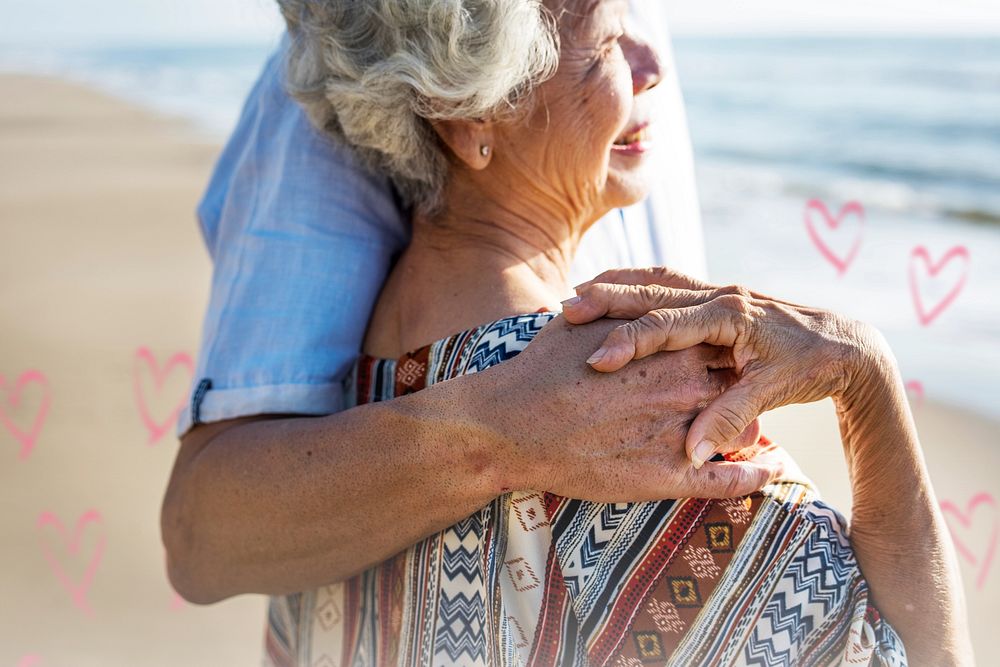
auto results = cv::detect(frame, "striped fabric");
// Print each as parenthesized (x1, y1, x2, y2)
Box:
(263, 313, 907, 666)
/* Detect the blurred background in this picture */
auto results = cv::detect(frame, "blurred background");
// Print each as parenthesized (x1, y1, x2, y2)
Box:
(1, 0, 998, 664)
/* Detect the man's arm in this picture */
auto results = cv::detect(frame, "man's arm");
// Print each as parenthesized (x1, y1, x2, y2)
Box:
(162, 318, 782, 604)
(163, 373, 500, 604)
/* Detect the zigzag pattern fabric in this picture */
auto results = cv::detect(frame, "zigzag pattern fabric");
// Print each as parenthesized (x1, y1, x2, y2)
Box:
(262, 313, 908, 666)
(435, 515, 489, 665)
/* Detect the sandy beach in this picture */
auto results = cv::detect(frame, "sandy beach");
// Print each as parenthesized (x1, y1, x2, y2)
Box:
(1, 74, 997, 665)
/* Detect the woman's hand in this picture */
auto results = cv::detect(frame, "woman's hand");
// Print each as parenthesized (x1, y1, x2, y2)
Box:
(564, 266, 975, 665)
(561, 266, 882, 467)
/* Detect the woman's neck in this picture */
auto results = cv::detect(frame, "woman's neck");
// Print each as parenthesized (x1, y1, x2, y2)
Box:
(363, 183, 587, 358)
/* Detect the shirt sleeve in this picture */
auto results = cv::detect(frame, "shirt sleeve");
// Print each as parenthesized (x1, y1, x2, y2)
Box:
(178, 39, 410, 436)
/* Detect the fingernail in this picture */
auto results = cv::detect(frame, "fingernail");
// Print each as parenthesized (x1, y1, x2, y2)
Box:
(586, 348, 607, 365)
(561, 296, 582, 308)
(692, 440, 715, 469)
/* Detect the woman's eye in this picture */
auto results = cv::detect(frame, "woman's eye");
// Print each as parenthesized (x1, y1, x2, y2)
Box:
(597, 33, 624, 59)
(587, 31, 625, 71)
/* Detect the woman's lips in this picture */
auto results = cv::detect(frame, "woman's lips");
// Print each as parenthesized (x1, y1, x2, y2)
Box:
(610, 139, 652, 156)
(611, 121, 652, 156)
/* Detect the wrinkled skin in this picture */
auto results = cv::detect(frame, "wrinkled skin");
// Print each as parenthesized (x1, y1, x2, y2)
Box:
(565, 266, 867, 462)
(494, 316, 775, 502)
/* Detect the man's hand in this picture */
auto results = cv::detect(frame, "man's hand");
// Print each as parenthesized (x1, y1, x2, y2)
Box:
(492, 316, 781, 502)
(561, 266, 866, 468)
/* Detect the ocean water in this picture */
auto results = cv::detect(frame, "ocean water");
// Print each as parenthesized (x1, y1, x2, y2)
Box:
(0, 40, 280, 137)
(2, 36, 998, 418)
(676, 37, 1000, 226)
(672, 37, 1000, 420)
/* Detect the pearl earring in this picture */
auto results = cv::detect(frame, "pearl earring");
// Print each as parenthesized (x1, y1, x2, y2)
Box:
(480, 145, 490, 158)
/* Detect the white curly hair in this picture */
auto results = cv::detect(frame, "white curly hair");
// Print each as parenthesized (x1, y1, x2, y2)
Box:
(278, 0, 561, 213)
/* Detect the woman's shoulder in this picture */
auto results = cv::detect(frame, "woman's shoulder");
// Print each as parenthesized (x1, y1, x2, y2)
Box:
(352, 311, 559, 404)
(451, 311, 560, 374)
(538, 441, 904, 665)
(727, 437, 853, 553)
(713, 440, 908, 664)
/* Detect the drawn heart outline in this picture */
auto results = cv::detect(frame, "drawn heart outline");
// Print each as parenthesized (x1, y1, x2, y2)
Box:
(163, 548, 187, 610)
(909, 245, 970, 327)
(803, 199, 865, 276)
(940, 492, 997, 591)
(904, 380, 924, 409)
(37, 509, 106, 616)
(0, 370, 51, 460)
(133, 347, 193, 445)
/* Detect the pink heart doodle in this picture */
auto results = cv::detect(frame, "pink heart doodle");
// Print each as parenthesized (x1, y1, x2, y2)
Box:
(804, 199, 864, 276)
(17, 656, 42, 667)
(164, 549, 187, 610)
(0, 370, 51, 460)
(904, 380, 924, 409)
(170, 590, 187, 611)
(37, 509, 106, 616)
(133, 347, 193, 445)
(940, 493, 997, 591)
(909, 245, 969, 326)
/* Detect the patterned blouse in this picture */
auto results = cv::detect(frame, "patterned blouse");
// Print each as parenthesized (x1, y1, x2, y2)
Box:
(264, 312, 907, 667)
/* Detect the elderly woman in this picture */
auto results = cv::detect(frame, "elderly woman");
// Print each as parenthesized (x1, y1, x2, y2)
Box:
(166, 0, 971, 665)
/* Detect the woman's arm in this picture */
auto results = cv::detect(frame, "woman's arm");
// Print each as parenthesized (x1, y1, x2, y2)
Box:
(563, 266, 974, 664)
(162, 318, 781, 604)
(836, 333, 972, 665)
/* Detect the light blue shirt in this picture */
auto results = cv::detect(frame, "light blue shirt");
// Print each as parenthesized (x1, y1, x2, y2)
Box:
(179, 8, 705, 435)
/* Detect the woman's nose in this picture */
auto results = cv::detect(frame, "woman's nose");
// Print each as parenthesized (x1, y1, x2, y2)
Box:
(622, 33, 663, 95)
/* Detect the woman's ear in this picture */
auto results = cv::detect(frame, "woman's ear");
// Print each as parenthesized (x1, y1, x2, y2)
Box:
(431, 119, 494, 170)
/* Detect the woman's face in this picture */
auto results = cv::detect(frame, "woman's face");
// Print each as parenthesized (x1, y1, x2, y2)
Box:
(494, 0, 663, 222)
